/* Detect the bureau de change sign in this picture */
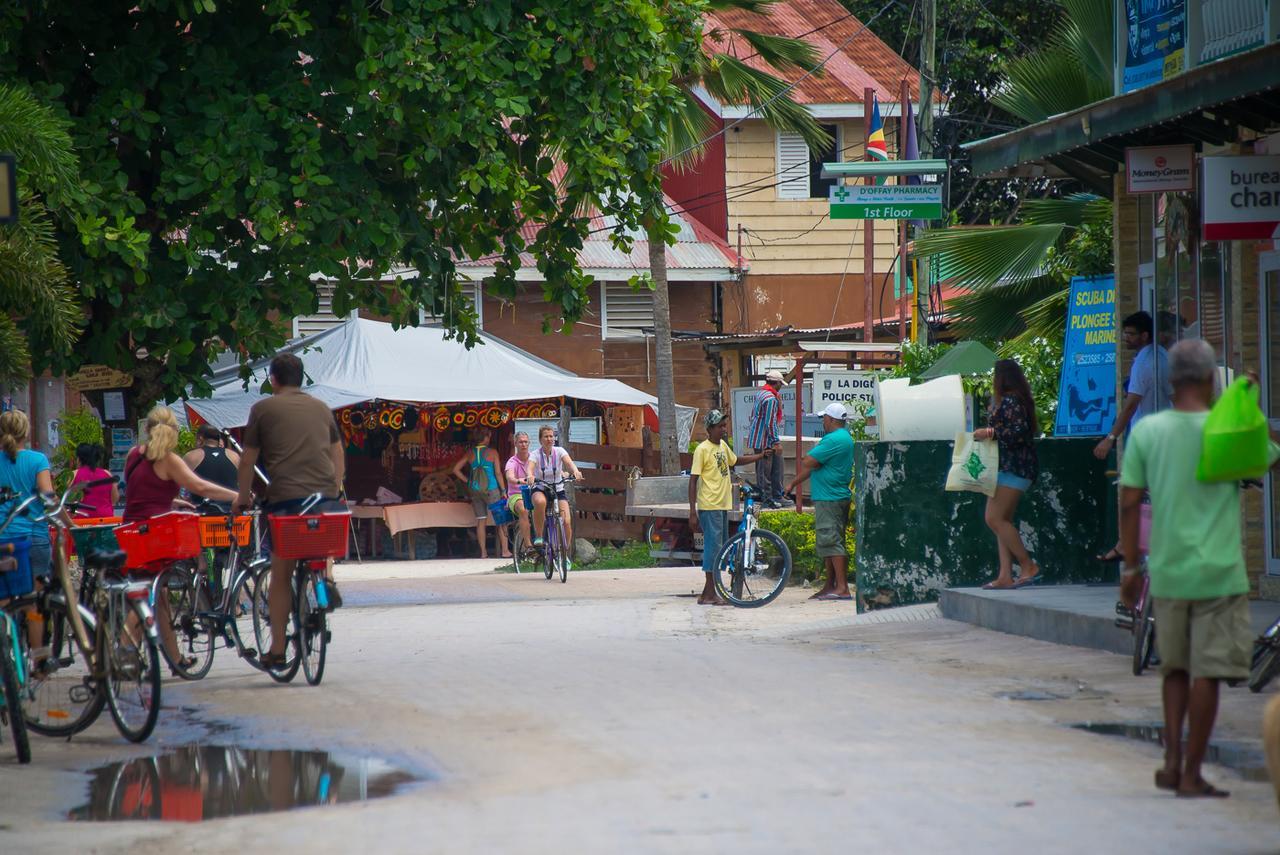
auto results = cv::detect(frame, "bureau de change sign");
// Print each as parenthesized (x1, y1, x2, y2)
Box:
(1202, 155, 1280, 240)
(828, 184, 943, 220)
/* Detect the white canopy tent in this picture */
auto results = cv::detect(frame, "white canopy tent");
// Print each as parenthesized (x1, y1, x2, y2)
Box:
(185, 318, 695, 445)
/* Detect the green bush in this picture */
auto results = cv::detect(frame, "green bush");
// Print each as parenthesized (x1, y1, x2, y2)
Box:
(51, 408, 106, 491)
(757, 509, 856, 585)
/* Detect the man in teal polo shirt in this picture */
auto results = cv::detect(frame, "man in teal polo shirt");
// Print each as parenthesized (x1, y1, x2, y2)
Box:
(786, 403, 855, 601)
(1120, 340, 1280, 799)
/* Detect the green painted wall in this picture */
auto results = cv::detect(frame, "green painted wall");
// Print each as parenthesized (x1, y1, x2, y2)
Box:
(854, 438, 1112, 611)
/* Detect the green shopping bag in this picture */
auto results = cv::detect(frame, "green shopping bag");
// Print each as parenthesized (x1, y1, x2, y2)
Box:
(1197, 377, 1270, 482)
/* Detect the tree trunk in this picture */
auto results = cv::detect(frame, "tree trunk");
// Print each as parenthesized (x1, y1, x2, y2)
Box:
(646, 230, 680, 476)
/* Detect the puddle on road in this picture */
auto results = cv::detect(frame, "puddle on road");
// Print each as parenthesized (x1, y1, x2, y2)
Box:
(1072, 722, 1269, 781)
(68, 745, 422, 822)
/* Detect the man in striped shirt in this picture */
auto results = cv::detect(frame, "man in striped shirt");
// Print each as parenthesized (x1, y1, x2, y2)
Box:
(748, 369, 788, 508)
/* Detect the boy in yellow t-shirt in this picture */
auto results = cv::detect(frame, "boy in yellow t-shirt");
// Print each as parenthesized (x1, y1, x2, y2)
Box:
(688, 410, 771, 605)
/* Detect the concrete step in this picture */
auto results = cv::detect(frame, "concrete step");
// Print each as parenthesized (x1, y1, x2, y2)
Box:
(939, 584, 1277, 656)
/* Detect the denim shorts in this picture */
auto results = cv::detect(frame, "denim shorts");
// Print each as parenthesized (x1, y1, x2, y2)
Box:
(698, 509, 728, 573)
(996, 471, 1033, 492)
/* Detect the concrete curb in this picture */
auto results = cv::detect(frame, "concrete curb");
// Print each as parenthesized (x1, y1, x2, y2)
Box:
(939, 585, 1131, 655)
(752, 602, 942, 638)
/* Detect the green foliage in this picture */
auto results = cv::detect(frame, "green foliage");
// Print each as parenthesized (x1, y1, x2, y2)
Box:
(992, 0, 1113, 123)
(2, 1, 704, 410)
(757, 510, 855, 584)
(177, 426, 197, 456)
(51, 408, 106, 492)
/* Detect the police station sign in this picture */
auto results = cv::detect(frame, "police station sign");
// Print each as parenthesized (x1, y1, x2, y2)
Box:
(1125, 144, 1193, 194)
(812, 370, 878, 413)
(1202, 155, 1280, 240)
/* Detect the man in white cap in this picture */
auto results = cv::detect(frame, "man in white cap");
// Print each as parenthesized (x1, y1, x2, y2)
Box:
(786, 402, 855, 601)
(747, 367, 790, 508)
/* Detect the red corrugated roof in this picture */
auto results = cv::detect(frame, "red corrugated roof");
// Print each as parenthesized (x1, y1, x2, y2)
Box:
(705, 0, 924, 105)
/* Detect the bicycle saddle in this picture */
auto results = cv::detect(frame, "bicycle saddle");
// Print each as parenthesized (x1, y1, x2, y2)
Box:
(84, 548, 128, 572)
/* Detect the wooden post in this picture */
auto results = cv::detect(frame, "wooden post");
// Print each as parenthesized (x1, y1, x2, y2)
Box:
(898, 78, 911, 341)
(863, 86, 875, 344)
(793, 354, 809, 512)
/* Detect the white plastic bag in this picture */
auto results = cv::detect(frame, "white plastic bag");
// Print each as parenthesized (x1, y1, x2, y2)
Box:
(945, 432, 998, 497)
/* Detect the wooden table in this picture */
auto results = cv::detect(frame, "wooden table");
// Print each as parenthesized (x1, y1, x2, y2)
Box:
(350, 502, 477, 558)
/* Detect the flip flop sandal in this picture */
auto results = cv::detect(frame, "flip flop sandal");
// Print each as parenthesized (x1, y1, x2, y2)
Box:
(1012, 575, 1043, 588)
(1154, 769, 1179, 791)
(815, 593, 853, 601)
(169, 655, 198, 676)
(258, 652, 288, 670)
(1095, 548, 1123, 562)
(982, 581, 1013, 590)
(1176, 781, 1230, 798)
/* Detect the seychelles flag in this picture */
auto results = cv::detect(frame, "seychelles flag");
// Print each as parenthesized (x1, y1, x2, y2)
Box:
(866, 97, 889, 161)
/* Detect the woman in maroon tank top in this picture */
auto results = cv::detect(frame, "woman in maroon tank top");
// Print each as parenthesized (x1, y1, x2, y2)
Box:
(122, 407, 238, 672)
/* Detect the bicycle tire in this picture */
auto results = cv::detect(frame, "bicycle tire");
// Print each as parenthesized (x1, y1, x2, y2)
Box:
(24, 599, 105, 737)
(557, 519, 569, 583)
(1249, 642, 1280, 693)
(226, 559, 266, 662)
(155, 565, 216, 680)
(542, 526, 554, 580)
(252, 565, 300, 683)
(713, 529, 792, 608)
(509, 525, 524, 575)
(0, 628, 31, 764)
(104, 598, 162, 743)
(297, 572, 327, 687)
(1132, 593, 1155, 676)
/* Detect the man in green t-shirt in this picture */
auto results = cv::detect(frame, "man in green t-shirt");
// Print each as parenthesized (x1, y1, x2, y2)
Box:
(688, 410, 770, 605)
(786, 403, 855, 601)
(1120, 339, 1280, 799)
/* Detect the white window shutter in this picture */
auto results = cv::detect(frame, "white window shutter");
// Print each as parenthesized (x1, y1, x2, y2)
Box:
(602, 282, 654, 339)
(420, 281, 483, 328)
(776, 132, 810, 200)
(292, 283, 352, 338)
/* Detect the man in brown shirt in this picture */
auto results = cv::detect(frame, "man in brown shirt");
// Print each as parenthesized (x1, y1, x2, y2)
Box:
(233, 352, 346, 668)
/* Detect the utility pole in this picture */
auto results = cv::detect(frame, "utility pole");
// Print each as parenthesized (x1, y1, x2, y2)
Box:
(915, 0, 936, 345)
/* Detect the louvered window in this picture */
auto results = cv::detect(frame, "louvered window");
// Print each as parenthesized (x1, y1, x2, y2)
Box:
(420, 281, 483, 328)
(776, 132, 810, 200)
(601, 281, 654, 340)
(292, 283, 355, 339)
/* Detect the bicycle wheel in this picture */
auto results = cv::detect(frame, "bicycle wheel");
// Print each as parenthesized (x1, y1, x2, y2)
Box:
(104, 598, 162, 743)
(226, 559, 266, 661)
(297, 572, 328, 687)
(556, 519, 569, 583)
(24, 599, 105, 737)
(509, 525, 524, 575)
(0, 628, 31, 763)
(1132, 592, 1155, 676)
(542, 527, 554, 580)
(155, 565, 215, 680)
(1249, 641, 1280, 693)
(713, 529, 792, 608)
(252, 564, 300, 683)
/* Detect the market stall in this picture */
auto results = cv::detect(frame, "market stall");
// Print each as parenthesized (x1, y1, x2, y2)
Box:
(186, 319, 694, 558)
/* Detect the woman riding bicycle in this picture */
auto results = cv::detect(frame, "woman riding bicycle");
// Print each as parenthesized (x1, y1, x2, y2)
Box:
(529, 425, 583, 550)
(0, 410, 54, 651)
(123, 406, 237, 672)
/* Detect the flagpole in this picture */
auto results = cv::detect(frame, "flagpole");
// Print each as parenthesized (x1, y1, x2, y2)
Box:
(862, 86, 874, 345)
(897, 78, 910, 341)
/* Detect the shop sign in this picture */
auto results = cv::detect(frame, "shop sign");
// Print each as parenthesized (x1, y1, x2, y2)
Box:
(1202, 155, 1280, 241)
(829, 184, 943, 220)
(811, 370, 878, 414)
(1054, 275, 1118, 437)
(66, 364, 133, 391)
(1121, 0, 1185, 93)
(1125, 145, 1194, 194)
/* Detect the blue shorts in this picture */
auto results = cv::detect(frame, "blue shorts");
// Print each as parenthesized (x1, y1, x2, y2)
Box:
(698, 510, 728, 573)
(996, 471, 1033, 492)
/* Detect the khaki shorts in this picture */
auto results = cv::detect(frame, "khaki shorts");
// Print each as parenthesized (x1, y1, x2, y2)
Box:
(470, 488, 502, 520)
(812, 499, 851, 559)
(1153, 595, 1253, 680)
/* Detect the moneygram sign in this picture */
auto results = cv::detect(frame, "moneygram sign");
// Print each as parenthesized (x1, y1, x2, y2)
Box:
(829, 184, 943, 220)
(1202, 155, 1280, 241)
(1125, 144, 1193, 194)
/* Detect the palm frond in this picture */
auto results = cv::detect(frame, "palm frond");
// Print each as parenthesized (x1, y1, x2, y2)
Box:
(991, 0, 1113, 123)
(1019, 194, 1110, 227)
(0, 192, 82, 354)
(0, 84, 78, 198)
(1010, 286, 1072, 346)
(729, 29, 823, 72)
(703, 55, 830, 150)
(914, 224, 1067, 290)
(665, 89, 721, 170)
(1059, 0, 1114, 87)
(0, 314, 30, 382)
(946, 275, 1066, 341)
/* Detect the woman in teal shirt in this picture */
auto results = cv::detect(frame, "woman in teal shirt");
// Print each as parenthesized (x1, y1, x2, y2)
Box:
(0, 410, 54, 597)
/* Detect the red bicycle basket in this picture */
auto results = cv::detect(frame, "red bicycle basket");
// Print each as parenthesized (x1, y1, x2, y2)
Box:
(268, 512, 350, 560)
(114, 512, 201, 571)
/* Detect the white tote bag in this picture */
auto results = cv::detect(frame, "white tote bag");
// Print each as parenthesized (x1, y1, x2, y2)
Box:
(945, 431, 999, 497)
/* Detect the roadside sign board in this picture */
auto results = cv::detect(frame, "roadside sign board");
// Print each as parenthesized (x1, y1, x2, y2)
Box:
(67, 364, 133, 392)
(1054, 275, 1117, 437)
(1125, 144, 1194, 194)
(811, 370, 878, 414)
(1202, 155, 1280, 240)
(731, 384, 819, 451)
(829, 184, 943, 220)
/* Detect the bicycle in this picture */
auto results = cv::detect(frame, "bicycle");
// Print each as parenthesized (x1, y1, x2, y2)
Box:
(152, 505, 270, 680)
(251, 494, 350, 686)
(712, 483, 793, 608)
(0, 539, 31, 763)
(532, 476, 574, 583)
(1113, 501, 1155, 676)
(1249, 614, 1280, 692)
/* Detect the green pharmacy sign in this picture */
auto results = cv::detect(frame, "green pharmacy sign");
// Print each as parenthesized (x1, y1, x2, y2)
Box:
(829, 184, 943, 220)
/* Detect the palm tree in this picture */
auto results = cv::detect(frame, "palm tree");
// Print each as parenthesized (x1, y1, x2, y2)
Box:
(0, 84, 82, 380)
(646, 0, 830, 474)
(912, 0, 1113, 347)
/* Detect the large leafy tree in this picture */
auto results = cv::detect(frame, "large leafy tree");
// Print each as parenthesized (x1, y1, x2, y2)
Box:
(1, 0, 703, 417)
(0, 84, 82, 380)
(646, 0, 829, 473)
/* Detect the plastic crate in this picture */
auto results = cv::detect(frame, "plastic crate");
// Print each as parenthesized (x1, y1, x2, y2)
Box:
(70, 524, 120, 557)
(114, 512, 201, 571)
(268, 512, 351, 560)
(198, 515, 252, 548)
